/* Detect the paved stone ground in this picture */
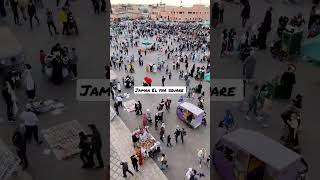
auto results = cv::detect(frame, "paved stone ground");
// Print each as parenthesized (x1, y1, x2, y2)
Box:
(110, 31, 211, 179)
(110, 116, 168, 180)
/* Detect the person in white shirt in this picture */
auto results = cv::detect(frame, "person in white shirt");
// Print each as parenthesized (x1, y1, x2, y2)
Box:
(24, 64, 36, 100)
(117, 82, 121, 93)
(19, 104, 42, 144)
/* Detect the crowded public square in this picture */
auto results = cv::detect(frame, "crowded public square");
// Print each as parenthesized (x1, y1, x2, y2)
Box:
(110, 1, 211, 179)
(212, 0, 319, 180)
(0, 0, 107, 180)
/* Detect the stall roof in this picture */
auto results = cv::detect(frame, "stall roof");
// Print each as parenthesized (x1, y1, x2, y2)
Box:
(222, 128, 301, 171)
(0, 27, 23, 59)
(179, 102, 204, 116)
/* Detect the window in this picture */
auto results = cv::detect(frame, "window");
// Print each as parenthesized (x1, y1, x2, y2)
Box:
(188, 12, 192, 14)
(193, 12, 195, 14)
(179, 12, 183, 14)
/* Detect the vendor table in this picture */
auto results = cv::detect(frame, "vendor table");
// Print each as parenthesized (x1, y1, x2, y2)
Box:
(132, 129, 161, 158)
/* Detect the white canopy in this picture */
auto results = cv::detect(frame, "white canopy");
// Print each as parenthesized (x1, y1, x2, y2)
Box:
(222, 128, 301, 171)
(179, 102, 204, 116)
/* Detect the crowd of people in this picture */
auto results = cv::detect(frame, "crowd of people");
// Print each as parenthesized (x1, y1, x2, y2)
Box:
(211, 0, 316, 158)
(0, 0, 106, 35)
(0, 0, 107, 175)
(110, 18, 210, 178)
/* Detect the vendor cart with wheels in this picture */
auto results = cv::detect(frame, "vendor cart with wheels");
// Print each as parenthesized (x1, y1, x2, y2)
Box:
(176, 102, 205, 128)
(213, 128, 308, 180)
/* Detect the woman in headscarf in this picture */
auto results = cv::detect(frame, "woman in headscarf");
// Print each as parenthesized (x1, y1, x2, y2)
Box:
(50, 54, 64, 85)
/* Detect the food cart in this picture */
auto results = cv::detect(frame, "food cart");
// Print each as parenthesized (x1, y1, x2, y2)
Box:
(176, 102, 205, 128)
(0, 27, 25, 79)
(213, 128, 308, 180)
(132, 128, 161, 158)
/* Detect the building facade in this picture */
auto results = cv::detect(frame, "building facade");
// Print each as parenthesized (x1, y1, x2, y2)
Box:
(152, 4, 210, 22)
(111, 4, 209, 22)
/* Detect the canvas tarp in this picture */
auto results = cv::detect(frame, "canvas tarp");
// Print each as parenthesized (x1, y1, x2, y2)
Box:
(222, 128, 301, 171)
(179, 102, 204, 116)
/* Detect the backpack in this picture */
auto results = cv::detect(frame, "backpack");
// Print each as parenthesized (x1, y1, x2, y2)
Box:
(175, 130, 180, 136)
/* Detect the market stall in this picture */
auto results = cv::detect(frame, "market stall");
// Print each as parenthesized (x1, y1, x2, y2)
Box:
(214, 128, 308, 180)
(176, 102, 205, 128)
(132, 128, 161, 158)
